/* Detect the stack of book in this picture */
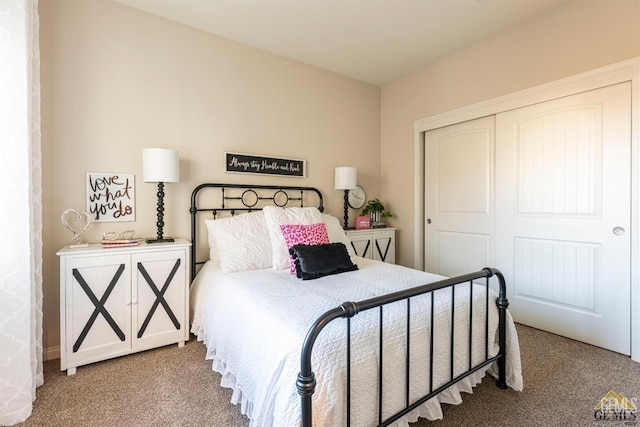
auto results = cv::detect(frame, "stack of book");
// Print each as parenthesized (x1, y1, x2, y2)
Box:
(101, 238, 142, 248)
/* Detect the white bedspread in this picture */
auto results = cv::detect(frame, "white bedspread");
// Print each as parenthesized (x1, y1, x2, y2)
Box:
(191, 258, 523, 427)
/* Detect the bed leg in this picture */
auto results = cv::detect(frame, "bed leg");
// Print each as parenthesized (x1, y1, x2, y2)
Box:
(494, 269, 509, 389)
(297, 372, 316, 427)
(496, 298, 508, 389)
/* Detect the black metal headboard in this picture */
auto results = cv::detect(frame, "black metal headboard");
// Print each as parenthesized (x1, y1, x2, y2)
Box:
(189, 183, 324, 281)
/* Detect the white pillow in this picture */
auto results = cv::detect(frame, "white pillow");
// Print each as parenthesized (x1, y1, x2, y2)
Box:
(321, 213, 356, 258)
(204, 211, 272, 273)
(263, 206, 323, 269)
(204, 219, 221, 264)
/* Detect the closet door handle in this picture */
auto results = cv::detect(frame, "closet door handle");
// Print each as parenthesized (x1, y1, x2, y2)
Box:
(613, 226, 625, 236)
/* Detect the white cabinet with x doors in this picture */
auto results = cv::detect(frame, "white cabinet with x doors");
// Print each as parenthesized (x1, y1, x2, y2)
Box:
(57, 240, 190, 375)
(345, 228, 396, 264)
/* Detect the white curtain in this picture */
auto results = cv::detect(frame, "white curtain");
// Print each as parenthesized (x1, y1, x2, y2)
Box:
(0, 0, 44, 425)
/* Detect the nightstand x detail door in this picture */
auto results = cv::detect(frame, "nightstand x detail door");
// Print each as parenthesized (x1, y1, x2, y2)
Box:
(133, 250, 186, 350)
(66, 254, 131, 366)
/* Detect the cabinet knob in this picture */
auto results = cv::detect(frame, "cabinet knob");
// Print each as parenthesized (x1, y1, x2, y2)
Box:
(426, 218, 432, 224)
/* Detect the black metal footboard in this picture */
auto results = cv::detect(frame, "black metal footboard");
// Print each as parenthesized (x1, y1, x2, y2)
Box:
(297, 267, 509, 427)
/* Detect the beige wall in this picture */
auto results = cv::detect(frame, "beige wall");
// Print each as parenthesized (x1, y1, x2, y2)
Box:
(39, 0, 640, 355)
(39, 0, 381, 353)
(381, 0, 640, 267)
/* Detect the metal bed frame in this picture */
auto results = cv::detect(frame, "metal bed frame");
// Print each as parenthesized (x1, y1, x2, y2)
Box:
(297, 268, 509, 427)
(190, 183, 510, 427)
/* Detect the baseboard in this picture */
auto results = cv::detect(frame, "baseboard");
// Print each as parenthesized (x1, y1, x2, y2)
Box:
(44, 345, 60, 361)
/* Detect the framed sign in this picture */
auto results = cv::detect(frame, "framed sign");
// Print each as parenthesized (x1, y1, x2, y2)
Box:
(86, 172, 135, 222)
(225, 152, 306, 178)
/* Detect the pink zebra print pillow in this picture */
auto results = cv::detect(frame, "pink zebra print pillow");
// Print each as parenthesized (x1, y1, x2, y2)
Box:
(280, 222, 330, 273)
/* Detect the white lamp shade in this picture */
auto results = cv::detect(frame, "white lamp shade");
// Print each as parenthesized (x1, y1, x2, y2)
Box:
(335, 167, 357, 190)
(143, 148, 180, 183)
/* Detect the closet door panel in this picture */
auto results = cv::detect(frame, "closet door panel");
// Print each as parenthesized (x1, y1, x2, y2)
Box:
(424, 116, 495, 277)
(495, 82, 631, 355)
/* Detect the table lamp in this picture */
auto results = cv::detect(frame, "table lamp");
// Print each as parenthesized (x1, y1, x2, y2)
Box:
(143, 148, 179, 243)
(335, 166, 357, 229)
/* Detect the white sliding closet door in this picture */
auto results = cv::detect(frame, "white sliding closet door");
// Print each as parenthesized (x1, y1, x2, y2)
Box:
(424, 116, 495, 277)
(424, 83, 632, 355)
(495, 82, 631, 355)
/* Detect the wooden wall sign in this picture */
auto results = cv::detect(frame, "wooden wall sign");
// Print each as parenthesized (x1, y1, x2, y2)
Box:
(225, 152, 306, 178)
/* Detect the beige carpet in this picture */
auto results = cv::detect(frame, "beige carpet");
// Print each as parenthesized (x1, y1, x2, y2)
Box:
(19, 324, 640, 426)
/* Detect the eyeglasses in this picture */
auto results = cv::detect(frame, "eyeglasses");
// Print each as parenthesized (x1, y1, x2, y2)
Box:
(103, 230, 136, 241)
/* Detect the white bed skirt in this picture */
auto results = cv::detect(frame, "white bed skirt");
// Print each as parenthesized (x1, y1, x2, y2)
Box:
(198, 333, 504, 426)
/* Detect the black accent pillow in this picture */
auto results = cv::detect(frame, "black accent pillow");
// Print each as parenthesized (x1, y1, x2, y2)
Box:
(289, 243, 358, 280)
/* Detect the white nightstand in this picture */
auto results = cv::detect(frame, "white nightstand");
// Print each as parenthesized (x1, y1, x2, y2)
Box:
(57, 239, 191, 375)
(345, 228, 396, 263)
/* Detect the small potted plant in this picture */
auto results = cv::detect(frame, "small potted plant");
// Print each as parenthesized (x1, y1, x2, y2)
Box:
(361, 198, 393, 228)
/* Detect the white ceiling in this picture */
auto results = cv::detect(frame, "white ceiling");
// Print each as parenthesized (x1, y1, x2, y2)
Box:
(113, 0, 571, 86)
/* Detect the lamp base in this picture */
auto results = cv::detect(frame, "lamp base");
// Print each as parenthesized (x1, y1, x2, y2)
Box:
(342, 189, 350, 229)
(146, 237, 175, 244)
